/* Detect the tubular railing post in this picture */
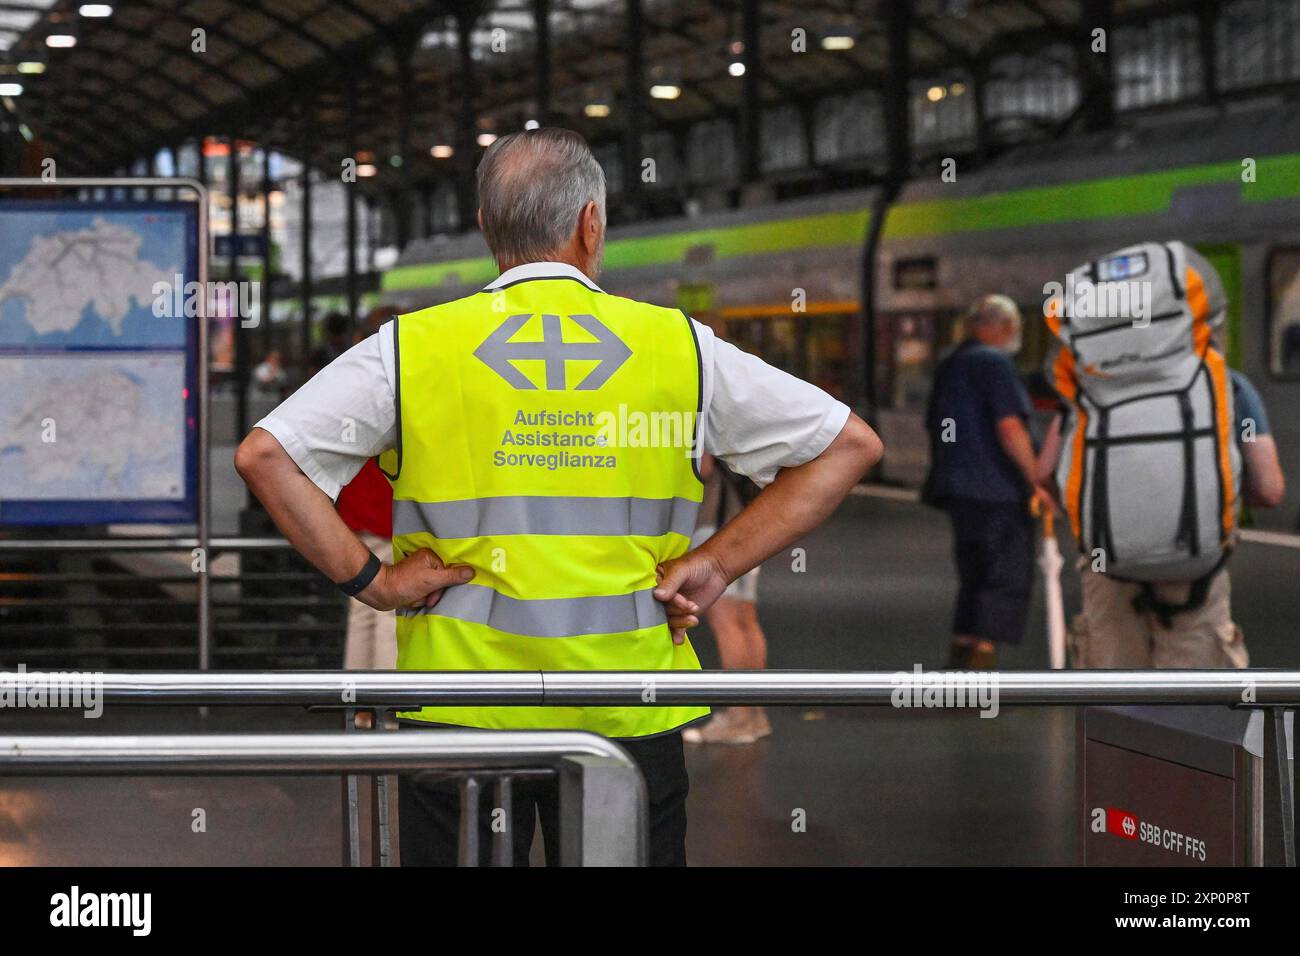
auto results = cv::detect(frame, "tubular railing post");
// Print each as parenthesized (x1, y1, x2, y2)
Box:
(1262, 706, 1296, 867)
(557, 760, 582, 866)
(196, 175, 212, 674)
(493, 776, 513, 867)
(369, 710, 394, 868)
(458, 776, 481, 867)
(342, 707, 362, 867)
(557, 754, 647, 867)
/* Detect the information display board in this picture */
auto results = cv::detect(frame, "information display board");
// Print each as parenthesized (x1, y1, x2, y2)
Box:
(0, 199, 201, 524)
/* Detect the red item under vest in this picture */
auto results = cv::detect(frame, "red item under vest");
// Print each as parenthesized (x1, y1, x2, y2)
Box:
(336, 458, 393, 538)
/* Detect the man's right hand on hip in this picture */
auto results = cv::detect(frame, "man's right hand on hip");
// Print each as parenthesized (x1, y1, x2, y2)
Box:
(654, 550, 731, 644)
(361, 548, 475, 612)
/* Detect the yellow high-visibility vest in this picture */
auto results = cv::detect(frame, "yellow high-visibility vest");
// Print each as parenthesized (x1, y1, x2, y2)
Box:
(380, 272, 709, 737)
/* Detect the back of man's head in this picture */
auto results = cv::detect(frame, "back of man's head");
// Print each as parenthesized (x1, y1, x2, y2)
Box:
(966, 294, 1023, 353)
(968, 294, 1020, 330)
(477, 127, 606, 268)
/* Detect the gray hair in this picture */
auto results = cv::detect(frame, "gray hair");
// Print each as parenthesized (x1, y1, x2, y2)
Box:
(967, 294, 1021, 327)
(476, 128, 606, 265)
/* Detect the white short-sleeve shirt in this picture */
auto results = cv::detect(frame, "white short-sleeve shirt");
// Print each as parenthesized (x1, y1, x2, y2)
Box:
(256, 262, 850, 500)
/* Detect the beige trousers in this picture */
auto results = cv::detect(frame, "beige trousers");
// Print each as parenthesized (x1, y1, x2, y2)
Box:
(1071, 564, 1249, 669)
(343, 531, 397, 670)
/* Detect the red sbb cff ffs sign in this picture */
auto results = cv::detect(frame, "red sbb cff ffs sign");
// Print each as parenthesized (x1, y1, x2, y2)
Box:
(1106, 807, 1140, 840)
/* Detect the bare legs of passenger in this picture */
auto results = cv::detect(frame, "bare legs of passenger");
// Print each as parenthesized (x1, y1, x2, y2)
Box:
(947, 634, 997, 669)
(684, 597, 773, 744)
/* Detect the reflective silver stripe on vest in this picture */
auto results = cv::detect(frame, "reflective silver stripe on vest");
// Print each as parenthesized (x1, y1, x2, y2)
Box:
(397, 583, 665, 638)
(393, 495, 699, 540)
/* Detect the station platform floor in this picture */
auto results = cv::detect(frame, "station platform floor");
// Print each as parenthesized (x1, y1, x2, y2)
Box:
(2, 490, 1297, 866)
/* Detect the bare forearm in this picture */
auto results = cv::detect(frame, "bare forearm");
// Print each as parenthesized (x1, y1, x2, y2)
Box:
(997, 416, 1040, 490)
(1035, 415, 1063, 485)
(235, 429, 373, 587)
(696, 415, 881, 581)
(1242, 437, 1286, 508)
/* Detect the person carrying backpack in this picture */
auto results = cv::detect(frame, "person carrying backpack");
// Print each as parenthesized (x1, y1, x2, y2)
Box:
(1036, 241, 1285, 668)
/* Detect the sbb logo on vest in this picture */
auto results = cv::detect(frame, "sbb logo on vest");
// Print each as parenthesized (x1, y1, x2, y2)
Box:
(474, 312, 632, 390)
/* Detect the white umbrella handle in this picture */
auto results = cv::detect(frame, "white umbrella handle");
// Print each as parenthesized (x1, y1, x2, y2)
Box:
(1035, 502, 1068, 670)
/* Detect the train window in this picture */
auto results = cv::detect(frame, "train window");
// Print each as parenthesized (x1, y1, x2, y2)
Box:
(1267, 247, 1300, 379)
(892, 256, 938, 291)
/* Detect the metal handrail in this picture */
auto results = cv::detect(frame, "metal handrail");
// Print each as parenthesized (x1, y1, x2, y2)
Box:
(0, 670, 1291, 866)
(1, 669, 1297, 707)
(0, 537, 290, 552)
(0, 730, 631, 774)
(0, 731, 648, 867)
(536, 670, 1300, 706)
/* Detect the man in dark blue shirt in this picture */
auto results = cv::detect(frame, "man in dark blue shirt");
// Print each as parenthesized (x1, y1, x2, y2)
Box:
(924, 295, 1050, 668)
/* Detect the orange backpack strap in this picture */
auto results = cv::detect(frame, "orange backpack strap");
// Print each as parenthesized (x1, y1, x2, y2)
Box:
(1187, 264, 1236, 542)
(1045, 298, 1086, 541)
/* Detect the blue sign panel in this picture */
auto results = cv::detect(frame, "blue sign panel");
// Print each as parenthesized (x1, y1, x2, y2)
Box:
(0, 199, 201, 525)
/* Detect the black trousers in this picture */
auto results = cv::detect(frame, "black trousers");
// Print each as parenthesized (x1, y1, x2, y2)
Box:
(398, 729, 689, 866)
(946, 497, 1034, 645)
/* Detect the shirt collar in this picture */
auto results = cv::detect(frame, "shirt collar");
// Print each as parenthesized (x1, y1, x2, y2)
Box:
(483, 261, 604, 293)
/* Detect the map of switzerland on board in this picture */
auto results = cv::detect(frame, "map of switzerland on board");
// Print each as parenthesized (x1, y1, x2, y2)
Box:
(0, 205, 197, 517)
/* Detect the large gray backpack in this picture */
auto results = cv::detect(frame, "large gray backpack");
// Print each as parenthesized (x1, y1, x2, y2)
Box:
(1045, 241, 1241, 585)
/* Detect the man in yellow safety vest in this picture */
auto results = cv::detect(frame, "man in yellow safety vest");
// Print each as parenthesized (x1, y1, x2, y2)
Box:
(236, 127, 881, 866)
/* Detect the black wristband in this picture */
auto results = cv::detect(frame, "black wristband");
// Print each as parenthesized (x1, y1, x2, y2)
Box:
(338, 552, 382, 597)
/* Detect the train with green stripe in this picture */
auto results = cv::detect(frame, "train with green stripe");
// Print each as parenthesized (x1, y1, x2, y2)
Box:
(382, 113, 1300, 531)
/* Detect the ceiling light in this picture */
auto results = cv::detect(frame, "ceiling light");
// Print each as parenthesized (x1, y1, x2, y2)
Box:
(476, 132, 497, 147)
(0, 82, 22, 96)
(78, 4, 113, 16)
(927, 85, 946, 102)
(728, 61, 745, 77)
(649, 84, 681, 100)
(46, 35, 77, 49)
(584, 103, 610, 118)
(949, 82, 967, 96)
(524, 119, 539, 130)
(356, 164, 378, 178)
(821, 35, 855, 51)
(430, 144, 453, 159)
(16, 62, 45, 75)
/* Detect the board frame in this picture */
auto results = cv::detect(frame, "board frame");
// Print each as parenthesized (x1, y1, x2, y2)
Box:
(0, 193, 205, 525)
(0, 176, 211, 668)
